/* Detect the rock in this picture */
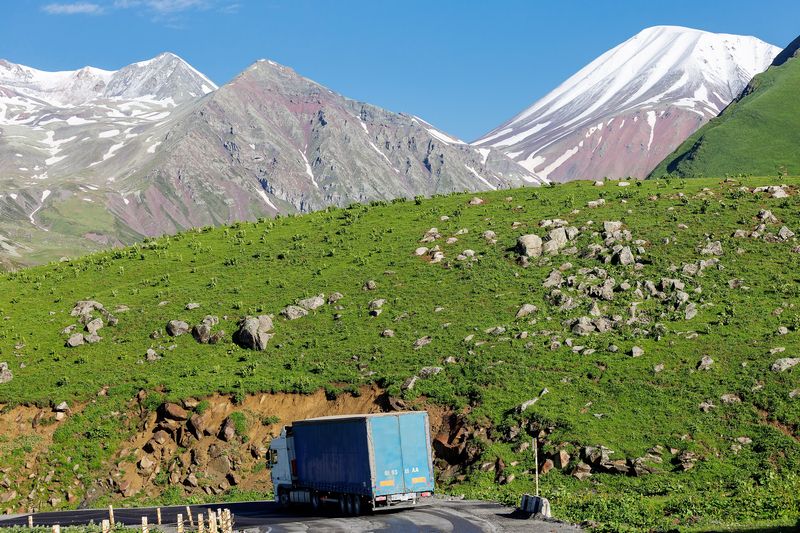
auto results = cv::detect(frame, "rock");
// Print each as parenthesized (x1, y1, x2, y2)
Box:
(653, 363, 665, 373)
(771, 358, 800, 372)
(84, 333, 102, 344)
(166, 320, 190, 337)
(721, 393, 741, 404)
(554, 450, 570, 469)
(517, 234, 542, 257)
(790, 389, 800, 399)
(469, 197, 485, 205)
(572, 316, 596, 336)
(188, 414, 207, 439)
(587, 199, 606, 208)
(184, 473, 199, 488)
(594, 180, 604, 187)
(233, 315, 274, 351)
(542, 269, 563, 289)
(297, 294, 325, 311)
(161, 403, 189, 421)
(630, 346, 644, 357)
(363, 280, 377, 291)
(697, 355, 714, 370)
(209, 330, 225, 344)
(617, 181, 631, 187)
(419, 367, 443, 378)
(65, 333, 84, 348)
(402, 376, 418, 390)
(485, 326, 506, 336)
(415, 246, 429, 256)
(219, 417, 237, 442)
(85, 318, 103, 335)
(185, 303, 200, 310)
(699, 401, 715, 412)
(0, 362, 12, 384)
(138, 455, 155, 471)
(0, 490, 17, 503)
(482, 230, 497, 242)
(380, 329, 395, 338)
(769, 347, 785, 355)
(516, 304, 537, 319)
(685, 303, 698, 320)
(608, 344, 619, 353)
(572, 462, 592, 480)
(540, 458, 554, 475)
(413, 336, 432, 349)
(700, 241, 723, 256)
(778, 226, 795, 240)
(280, 305, 308, 320)
(368, 299, 386, 310)
(328, 292, 344, 304)
(192, 322, 212, 343)
(145, 348, 161, 361)
(54, 401, 69, 412)
(613, 246, 635, 265)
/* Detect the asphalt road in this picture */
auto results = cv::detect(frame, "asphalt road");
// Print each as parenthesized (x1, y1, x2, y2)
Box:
(0, 498, 582, 532)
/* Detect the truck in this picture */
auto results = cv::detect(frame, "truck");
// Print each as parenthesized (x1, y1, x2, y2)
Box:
(269, 411, 435, 514)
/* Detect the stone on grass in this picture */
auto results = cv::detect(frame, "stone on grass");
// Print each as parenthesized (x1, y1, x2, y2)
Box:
(771, 358, 800, 372)
(413, 336, 432, 349)
(233, 315, 274, 351)
(721, 393, 741, 404)
(85, 318, 103, 335)
(166, 320, 190, 337)
(192, 323, 212, 344)
(697, 355, 714, 371)
(0, 362, 12, 384)
(185, 302, 200, 310)
(699, 401, 716, 412)
(469, 197, 485, 205)
(297, 294, 325, 311)
(328, 292, 344, 304)
(778, 226, 795, 240)
(700, 241, 723, 256)
(281, 305, 308, 320)
(515, 304, 537, 319)
(517, 234, 542, 257)
(630, 346, 644, 357)
(146, 348, 161, 361)
(419, 367, 443, 378)
(65, 333, 84, 348)
(363, 280, 377, 291)
(380, 329, 395, 338)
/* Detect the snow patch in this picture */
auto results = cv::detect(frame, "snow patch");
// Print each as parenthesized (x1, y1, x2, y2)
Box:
(646, 110, 657, 150)
(464, 165, 497, 190)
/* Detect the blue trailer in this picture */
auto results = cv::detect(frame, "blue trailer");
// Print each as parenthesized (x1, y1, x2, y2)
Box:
(269, 411, 435, 514)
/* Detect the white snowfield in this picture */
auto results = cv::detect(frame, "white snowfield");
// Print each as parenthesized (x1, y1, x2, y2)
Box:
(474, 25, 781, 180)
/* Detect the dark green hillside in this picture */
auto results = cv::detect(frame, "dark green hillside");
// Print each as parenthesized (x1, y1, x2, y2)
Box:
(0, 178, 799, 531)
(650, 36, 800, 178)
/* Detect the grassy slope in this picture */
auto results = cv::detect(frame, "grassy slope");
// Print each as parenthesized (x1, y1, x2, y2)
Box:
(649, 53, 800, 178)
(1, 178, 799, 530)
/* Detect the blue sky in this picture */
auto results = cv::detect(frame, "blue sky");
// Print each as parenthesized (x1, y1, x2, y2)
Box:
(2, 0, 797, 140)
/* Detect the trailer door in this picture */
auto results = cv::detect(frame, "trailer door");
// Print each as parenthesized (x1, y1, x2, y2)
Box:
(399, 413, 435, 493)
(369, 415, 406, 495)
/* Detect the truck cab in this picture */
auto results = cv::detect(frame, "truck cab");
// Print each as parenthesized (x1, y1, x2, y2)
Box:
(268, 428, 294, 505)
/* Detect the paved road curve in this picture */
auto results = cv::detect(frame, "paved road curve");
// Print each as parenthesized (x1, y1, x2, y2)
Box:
(0, 499, 581, 532)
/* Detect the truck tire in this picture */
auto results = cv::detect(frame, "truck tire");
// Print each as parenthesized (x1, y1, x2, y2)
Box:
(338, 494, 348, 515)
(310, 492, 321, 512)
(278, 488, 291, 508)
(351, 494, 362, 516)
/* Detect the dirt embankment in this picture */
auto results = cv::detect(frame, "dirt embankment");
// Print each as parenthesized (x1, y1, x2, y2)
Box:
(0, 387, 476, 513)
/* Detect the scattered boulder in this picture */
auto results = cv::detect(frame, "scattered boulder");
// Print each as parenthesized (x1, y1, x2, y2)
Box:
(613, 246, 635, 265)
(778, 226, 795, 240)
(572, 462, 592, 480)
(699, 401, 716, 412)
(697, 356, 714, 371)
(402, 376, 418, 390)
(166, 320, 190, 337)
(233, 315, 274, 351)
(85, 318, 103, 335)
(185, 303, 200, 310)
(192, 322, 212, 344)
(161, 403, 189, 421)
(0, 362, 12, 384)
(700, 241, 723, 256)
(363, 280, 378, 291)
(771, 358, 799, 372)
(413, 336, 432, 349)
(145, 348, 161, 362)
(721, 393, 741, 404)
(297, 294, 325, 311)
(630, 346, 644, 358)
(380, 329, 395, 338)
(517, 234, 543, 257)
(419, 366, 443, 378)
(469, 197, 485, 205)
(65, 333, 84, 348)
(515, 304, 537, 319)
(281, 305, 308, 320)
(328, 292, 344, 304)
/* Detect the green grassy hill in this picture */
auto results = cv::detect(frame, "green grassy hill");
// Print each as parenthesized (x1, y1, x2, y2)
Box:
(650, 36, 800, 179)
(1, 178, 799, 531)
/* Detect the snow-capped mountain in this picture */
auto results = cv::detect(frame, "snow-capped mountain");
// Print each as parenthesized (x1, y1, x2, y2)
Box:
(0, 55, 540, 268)
(474, 26, 781, 182)
(0, 52, 215, 106)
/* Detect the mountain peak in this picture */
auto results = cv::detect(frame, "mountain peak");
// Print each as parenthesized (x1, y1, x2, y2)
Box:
(474, 27, 780, 181)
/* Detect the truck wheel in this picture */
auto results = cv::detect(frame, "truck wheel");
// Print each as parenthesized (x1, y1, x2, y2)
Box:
(278, 488, 291, 508)
(351, 494, 362, 516)
(310, 492, 321, 512)
(338, 494, 348, 515)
